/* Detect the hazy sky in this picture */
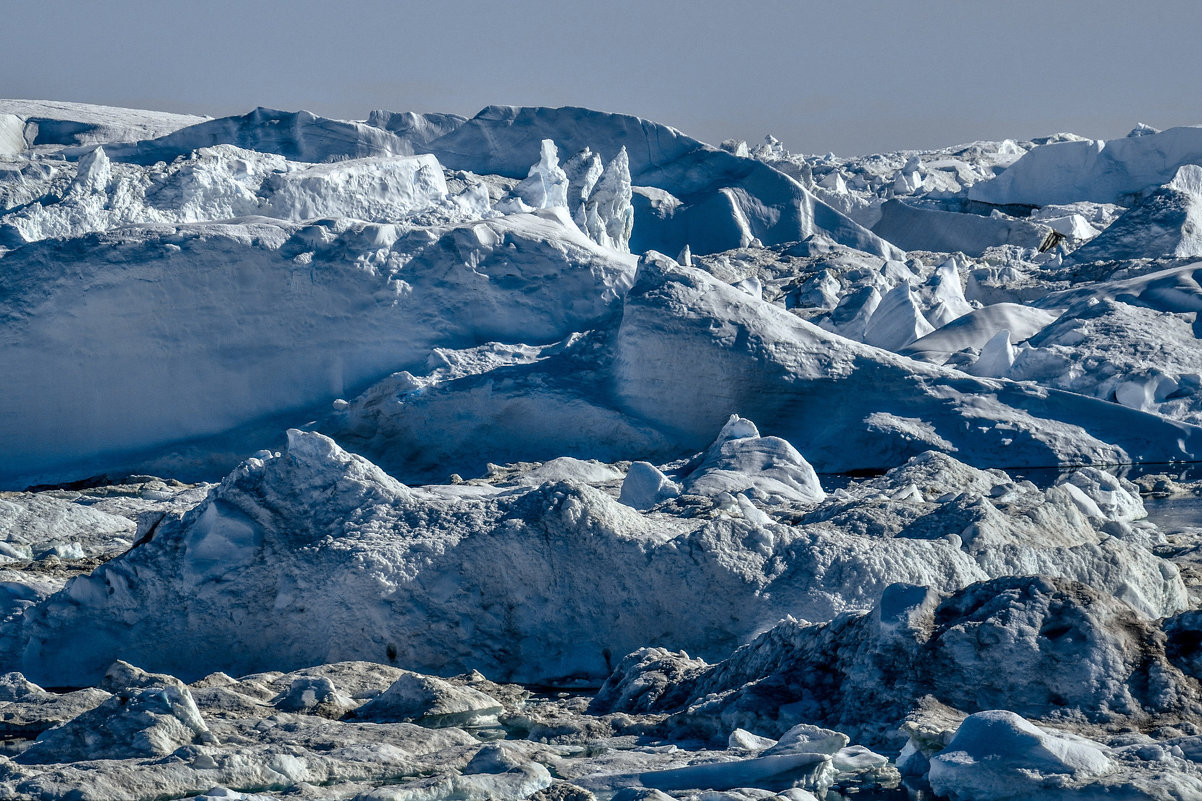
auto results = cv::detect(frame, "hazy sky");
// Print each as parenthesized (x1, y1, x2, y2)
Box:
(4, 0, 1200, 155)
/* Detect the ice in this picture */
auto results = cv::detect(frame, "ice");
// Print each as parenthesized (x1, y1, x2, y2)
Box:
(862, 282, 935, 351)
(0, 209, 636, 486)
(1066, 163, 1202, 262)
(354, 671, 503, 728)
(970, 125, 1202, 207)
(0, 99, 207, 147)
(584, 147, 634, 252)
(682, 416, 825, 505)
(513, 139, 570, 210)
(967, 329, 1016, 377)
(902, 303, 1058, 363)
(927, 710, 1112, 799)
(619, 462, 681, 510)
(871, 199, 1057, 256)
(107, 106, 414, 165)
(9, 98, 1202, 794)
(19, 683, 213, 763)
(603, 574, 1195, 749)
(421, 105, 902, 258)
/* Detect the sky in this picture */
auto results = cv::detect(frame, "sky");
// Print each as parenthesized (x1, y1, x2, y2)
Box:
(4, 0, 1200, 156)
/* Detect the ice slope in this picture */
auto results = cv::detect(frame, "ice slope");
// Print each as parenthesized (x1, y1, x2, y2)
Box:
(0, 99, 207, 148)
(612, 253, 1202, 472)
(969, 125, 1202, 207)
(1066, 164, 1202, 262)
(0, 210, 635, 486)
(416, 105, 903, 258)
(871, 199, 1057, 256)
(104, 107, 415, 165)
(4, 431, 1184, 690)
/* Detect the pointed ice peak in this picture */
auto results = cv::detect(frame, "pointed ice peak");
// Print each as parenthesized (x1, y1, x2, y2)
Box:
(1127, 122, 1161, 137)
(514, 138, 569, 210)
(562, 147, 603, 226)
(863, 282, 934, 351)
(70, 146, 112, 196)
(927, 258, 972, 326)
(677, 243, 692, 267)
(584, 146, 634, 252)
(969, 329, 1015, 377)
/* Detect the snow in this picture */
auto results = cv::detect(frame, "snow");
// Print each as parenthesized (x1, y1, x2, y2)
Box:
(969, 125, 1202, 207)
(1066, 163, 1202, 262)
(871, 199, 1056, 256)
(0, 99, 207, 147)
(420, 105, 903, 259)
(928, 710, 1112, 799)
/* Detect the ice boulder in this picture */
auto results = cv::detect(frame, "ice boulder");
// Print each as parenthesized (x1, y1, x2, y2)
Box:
(927, 710, 1111, 800)
(18, 684, 212, 764)
(619, 462, 681, 510)
(682, 415, 825, 505)
(354, 671, 503, 728)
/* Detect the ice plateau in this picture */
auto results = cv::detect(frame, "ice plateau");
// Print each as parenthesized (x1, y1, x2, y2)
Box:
(7, 100, 1202, 800)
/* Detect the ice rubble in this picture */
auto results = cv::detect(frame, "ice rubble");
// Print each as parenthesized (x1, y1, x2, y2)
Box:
(3, 430, 1186, 691)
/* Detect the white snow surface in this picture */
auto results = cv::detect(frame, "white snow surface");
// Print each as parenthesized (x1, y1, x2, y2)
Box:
(969, 125, 1202, 207)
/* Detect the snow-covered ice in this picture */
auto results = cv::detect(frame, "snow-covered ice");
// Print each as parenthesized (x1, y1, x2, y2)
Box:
(6, 98, 1202, 798)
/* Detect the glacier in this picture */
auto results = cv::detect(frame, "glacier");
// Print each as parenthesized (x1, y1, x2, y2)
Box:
(6, 99, 1202, 799)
